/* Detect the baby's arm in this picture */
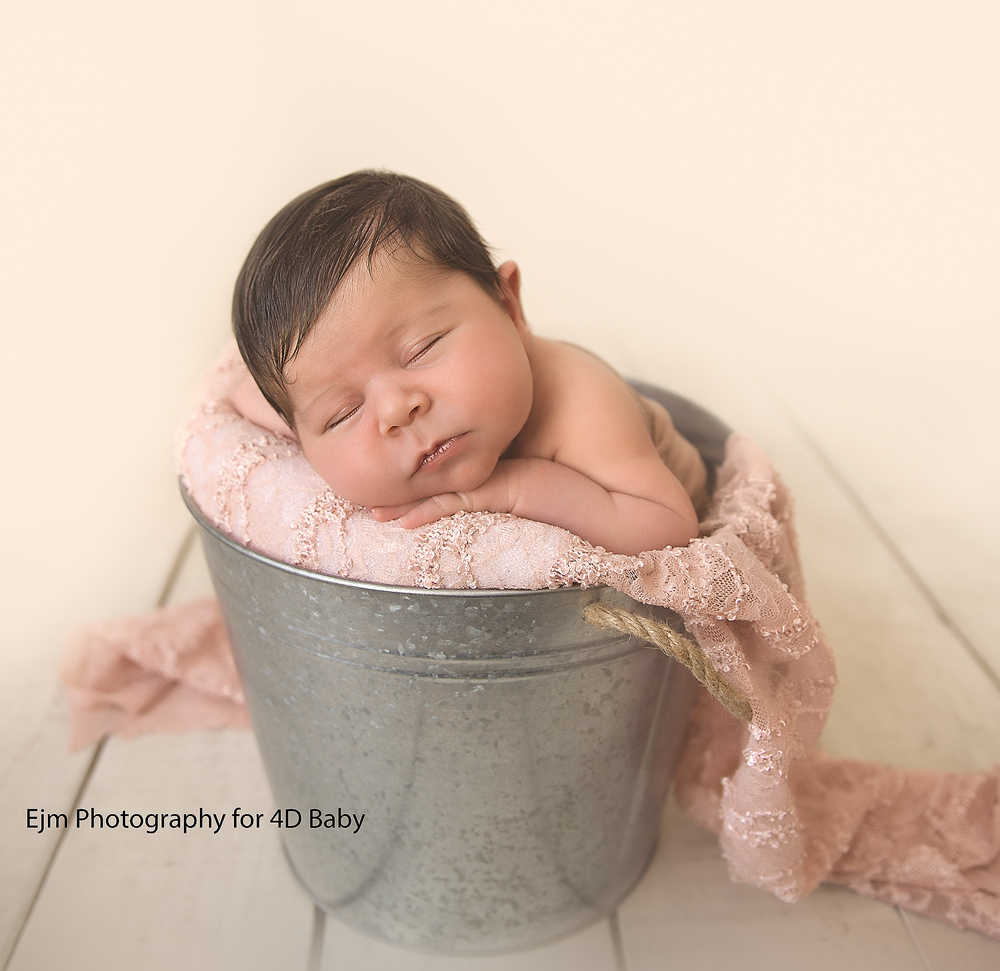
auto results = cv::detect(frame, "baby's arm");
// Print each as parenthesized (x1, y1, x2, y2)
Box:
(373, 343, 700, 555)
(384, 456, 696, 555)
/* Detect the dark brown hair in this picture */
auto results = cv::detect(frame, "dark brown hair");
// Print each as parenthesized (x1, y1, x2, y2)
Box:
(232, 170, 500, 425)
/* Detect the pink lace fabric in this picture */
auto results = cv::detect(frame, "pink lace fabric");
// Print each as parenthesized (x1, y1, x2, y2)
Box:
(63, 342, 1000, 939)
(61, 597, 249, 747)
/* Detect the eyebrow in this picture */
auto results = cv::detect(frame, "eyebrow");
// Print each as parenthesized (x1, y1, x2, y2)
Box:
(421, 300, 451, 318)
(378, 298, 453, 342)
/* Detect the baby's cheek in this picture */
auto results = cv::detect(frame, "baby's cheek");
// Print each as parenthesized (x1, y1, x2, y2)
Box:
(332, 457, 418, 509)
(300, 443, 354, 498)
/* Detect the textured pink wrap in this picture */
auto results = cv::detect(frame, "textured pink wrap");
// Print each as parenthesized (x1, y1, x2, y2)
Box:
(63, 342, 1000, 939)
(61, 597, 249, 747)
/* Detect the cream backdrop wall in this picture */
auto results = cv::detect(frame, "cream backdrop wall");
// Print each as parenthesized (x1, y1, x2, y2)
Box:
(1, 1, 997, 733)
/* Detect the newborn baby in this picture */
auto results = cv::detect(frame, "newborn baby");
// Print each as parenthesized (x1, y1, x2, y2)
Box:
(232, 171, 706, 556)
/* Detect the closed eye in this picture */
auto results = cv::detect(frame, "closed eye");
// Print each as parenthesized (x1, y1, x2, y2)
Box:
(326, 404, 360, 430)
(407, 335, 444, 365)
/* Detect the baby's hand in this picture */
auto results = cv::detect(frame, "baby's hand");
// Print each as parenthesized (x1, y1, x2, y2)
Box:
(370, 462, 519, 529)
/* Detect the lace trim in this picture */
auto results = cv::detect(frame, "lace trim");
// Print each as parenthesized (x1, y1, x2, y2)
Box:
(291, 491, 358, 575)
(214, 433, 299, 541)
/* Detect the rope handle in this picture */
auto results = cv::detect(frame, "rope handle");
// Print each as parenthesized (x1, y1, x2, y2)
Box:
(582, 602, 753, 722)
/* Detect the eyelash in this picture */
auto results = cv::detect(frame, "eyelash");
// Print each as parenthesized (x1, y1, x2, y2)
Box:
(408, 335, 443, 365)
(327, 335, 444, 430)
(327, 405, 359, 431)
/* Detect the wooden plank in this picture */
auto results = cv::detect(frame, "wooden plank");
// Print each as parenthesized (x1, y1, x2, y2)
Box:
(319, 916, 620, 971)
(7, 538, 315, 971)
(0, 683, 96, 969)
(167, 528, 215, 605)
(0, 524, 194, 968)
(773, 417, 1000, 772)
(899, 910, 1000, 971)
(619, 799, 926, 971)
(771, 383, 1000, 684)
(7, 729, 314, 971)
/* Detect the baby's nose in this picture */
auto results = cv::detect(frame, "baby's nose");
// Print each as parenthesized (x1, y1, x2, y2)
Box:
(378, 388, 430, 435)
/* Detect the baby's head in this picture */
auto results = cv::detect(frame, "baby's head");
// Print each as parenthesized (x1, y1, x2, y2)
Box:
(234, 171, 503, 426)
(233, 171, 534, 508)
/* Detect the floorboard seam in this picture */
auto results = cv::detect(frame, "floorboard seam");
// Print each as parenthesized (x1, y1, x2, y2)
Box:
(158, 523, 197, 608)
(2, 737, 106, 971)
(608, 911, 628, 971)
(785, 413, 1000, 697)
(3, 522, 200, 970)
(306, 905, 325, 971)
(896, 907, 934, 971)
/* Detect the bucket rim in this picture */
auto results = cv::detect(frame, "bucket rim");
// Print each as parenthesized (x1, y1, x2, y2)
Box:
(181, 480, 598, 599)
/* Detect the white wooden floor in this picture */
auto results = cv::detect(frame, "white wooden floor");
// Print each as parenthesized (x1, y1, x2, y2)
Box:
(2, 380, 998, 971)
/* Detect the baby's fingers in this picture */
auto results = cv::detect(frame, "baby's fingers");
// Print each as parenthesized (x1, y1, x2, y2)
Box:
(369, 503, 419, 522)
(394, 493, 473, 529)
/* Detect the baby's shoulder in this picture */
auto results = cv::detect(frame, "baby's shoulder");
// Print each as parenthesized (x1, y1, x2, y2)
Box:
(531, 337, 625, 399)
(519, 337, 650, 462)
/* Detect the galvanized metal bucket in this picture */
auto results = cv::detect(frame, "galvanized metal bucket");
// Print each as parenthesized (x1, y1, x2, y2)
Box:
(185, 385, 729, 954)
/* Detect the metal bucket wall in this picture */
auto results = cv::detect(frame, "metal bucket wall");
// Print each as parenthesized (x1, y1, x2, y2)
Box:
(192, 506, 694, 954)
(187, 384, 728, 954)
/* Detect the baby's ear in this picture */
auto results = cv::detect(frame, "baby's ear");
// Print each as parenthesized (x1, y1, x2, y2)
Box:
(496, 261, 528, 331)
